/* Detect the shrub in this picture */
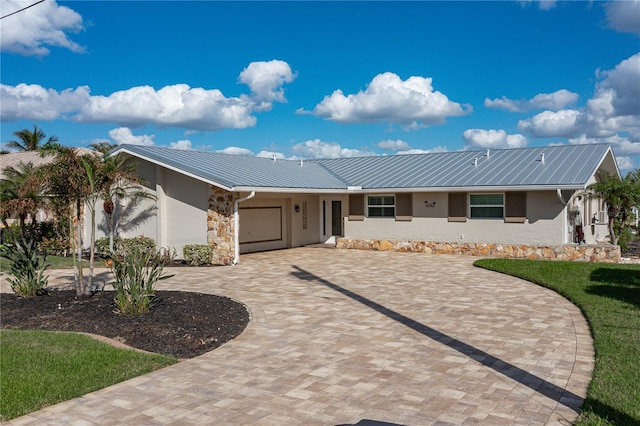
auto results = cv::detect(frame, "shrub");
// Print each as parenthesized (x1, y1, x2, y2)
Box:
(183, 244, 213, 266)
(121, 236, 156, 254)
(158, 246, 178, 264)
(37, 236, 69, 256)
(95, 236, 155, 259)
(0, 236, 49, 297)
(95, 237, 118, 259)
(109, 246, 173, 315)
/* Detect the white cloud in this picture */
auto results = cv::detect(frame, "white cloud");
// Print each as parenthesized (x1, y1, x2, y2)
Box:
(397, 146, 449, 155)
(0, 83, 90, 120)
(291, 139, 372, 159)
(604, 0, 640, 35)
(616, 156, 635, 172)
(518, 0, 557, 10)
(77, 84, 257, 131)
(514, 53, 640, 149)
(108, 127, 155, 146)
(1, 60, 295, 131)
(238, 60, 296, 109)
(0, 0, 84, 56)
(256, 150, 286, 160)
(304, 72, 470, 128)
(591, 53, 640, 118)
(218, 146, 254, 156)
(517, 109, 583, 138)
(169, 140, 192, 150)
(377, 139, 410, 151)
(463, 129, 528, 149)
(569, 134, 640, 155)
(484, 89, 578, 112)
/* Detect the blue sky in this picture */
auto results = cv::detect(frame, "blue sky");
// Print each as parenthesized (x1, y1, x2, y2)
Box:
(1, 1, 639, 173)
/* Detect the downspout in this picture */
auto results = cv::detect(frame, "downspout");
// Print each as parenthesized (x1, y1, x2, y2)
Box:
(556, 189, 568, 244)
(233, 191, 255, 265)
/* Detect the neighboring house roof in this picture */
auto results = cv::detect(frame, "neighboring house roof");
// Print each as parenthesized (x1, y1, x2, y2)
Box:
(0, 148, 96, 180)
(0, 151, 54, 179)
(112, 143, 619, 193)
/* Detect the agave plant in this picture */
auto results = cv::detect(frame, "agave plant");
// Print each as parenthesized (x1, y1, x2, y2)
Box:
(0, 235, 49, 297)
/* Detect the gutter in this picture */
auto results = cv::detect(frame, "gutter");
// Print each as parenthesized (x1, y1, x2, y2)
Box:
(556, 189, 567, 206)
(232, 191, 256, 265)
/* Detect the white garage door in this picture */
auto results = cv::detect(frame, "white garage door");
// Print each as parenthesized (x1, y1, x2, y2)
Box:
(239, 206, 288, 253)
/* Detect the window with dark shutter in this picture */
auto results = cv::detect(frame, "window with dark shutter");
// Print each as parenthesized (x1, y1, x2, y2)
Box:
(448, 192, 467, 222)
(505, 192, 526, 223)
(395, 193, 412, 221)
(348, 194, 365, 221)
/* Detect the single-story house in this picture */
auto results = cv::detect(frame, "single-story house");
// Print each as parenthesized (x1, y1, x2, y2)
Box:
(111, 143, 622, 264)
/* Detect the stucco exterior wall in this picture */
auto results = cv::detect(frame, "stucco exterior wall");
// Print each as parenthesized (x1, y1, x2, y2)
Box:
(164, 169, 209, 252)
(344, 191, 566, 245)
(238, 193, 322, 253)
(127, 161, 208, 258)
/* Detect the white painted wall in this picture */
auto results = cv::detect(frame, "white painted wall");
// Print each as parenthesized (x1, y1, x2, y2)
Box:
(121, 161, 207, 258)
(344, 191, 567, 245)
(162, 168, 208, 255)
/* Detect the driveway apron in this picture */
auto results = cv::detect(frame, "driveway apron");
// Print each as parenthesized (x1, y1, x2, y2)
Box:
(3, 246, 593, 425)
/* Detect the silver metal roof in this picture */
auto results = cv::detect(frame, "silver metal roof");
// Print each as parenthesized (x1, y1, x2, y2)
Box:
(314, 144, 616, 190)
(112, 143, 616, 192)
(112, 145, 348, 191)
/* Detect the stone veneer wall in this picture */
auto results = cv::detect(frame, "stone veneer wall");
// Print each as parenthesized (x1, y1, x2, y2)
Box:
(336, 238, 621, 263)
(207, 187, 237, 265)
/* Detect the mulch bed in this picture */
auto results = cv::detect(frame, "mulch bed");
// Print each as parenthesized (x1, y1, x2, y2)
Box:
(1, 290, 250, 359)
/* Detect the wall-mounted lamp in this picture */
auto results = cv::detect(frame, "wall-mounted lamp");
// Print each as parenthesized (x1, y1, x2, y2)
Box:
(295, 204, 300, 213)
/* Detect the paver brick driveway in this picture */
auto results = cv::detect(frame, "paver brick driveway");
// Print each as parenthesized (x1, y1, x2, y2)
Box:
(4, 246, 593, 425)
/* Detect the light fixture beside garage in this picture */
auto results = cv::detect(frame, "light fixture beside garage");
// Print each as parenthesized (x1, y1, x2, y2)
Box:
(295, 204, 300, 213)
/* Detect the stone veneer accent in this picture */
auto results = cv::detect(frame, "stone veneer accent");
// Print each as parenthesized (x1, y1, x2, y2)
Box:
(336, 238, 621, 263)
(207, 187, 237, 265)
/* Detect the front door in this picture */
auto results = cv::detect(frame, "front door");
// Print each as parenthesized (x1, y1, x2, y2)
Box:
(321, 198, 343, 243)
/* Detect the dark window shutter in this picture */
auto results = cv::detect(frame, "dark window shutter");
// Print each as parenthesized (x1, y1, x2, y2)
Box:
(505, 192, 526, 222)
(395, 193, 412, 221)
(448, 192, 467, 222)
(348, 194, 364, 220)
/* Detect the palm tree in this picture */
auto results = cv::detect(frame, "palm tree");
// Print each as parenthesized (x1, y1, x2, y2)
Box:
(40, 147, 95, 295)
(88, 141, 117, 154)
(88, 145, 155, 253)
(587, 171, 640, 245)
(0, 162, 48, 237)
(7, 125, 59, 152)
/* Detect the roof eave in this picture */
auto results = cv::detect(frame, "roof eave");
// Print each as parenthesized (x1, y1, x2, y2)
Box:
(349, 184, 588, 193)
(112, 146, 234, 191)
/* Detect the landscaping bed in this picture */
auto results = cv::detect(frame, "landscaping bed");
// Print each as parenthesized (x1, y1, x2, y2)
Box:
(1, 290, 250, 359)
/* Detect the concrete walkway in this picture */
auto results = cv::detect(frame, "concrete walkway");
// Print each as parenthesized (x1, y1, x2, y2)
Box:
(3, 247, 593, 425)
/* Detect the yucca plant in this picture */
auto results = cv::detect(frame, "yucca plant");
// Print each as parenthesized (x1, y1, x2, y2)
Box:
(0, 235, 49, 297)
(109, 246, 173, 315)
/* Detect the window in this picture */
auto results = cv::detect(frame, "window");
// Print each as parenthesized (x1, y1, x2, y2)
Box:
(367, 195, 395, 217)
(469, 193, 504, 219)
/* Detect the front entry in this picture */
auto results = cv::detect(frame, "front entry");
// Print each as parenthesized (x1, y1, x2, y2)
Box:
(321, 198, 343, 243)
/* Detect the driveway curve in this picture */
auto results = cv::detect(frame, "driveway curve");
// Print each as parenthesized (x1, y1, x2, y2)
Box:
(5, 247, 593, 425)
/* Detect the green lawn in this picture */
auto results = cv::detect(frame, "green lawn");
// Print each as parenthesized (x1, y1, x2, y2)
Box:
(0, 330, 177, 421)
(0, 255, 91, 272)
(474, 259, 640, 425)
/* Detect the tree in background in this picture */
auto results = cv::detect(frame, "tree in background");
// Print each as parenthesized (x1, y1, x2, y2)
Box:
(587, 169, 640, 246)
(6, 125, 58, 152)
(88, 144, 155, 254)
(0, 162, 48, 237)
